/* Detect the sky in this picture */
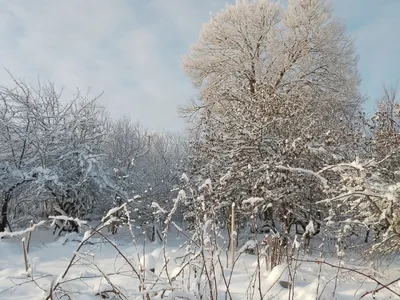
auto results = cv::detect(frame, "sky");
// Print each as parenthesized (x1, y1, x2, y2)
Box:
(0, 0, 398, 132)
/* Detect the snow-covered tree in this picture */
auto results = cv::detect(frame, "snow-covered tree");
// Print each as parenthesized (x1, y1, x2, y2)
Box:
(182, 0, 363, 239)
(105, 117, 186, 236)
(0, 77, 117, 232)
(365, 87, 400, 176)
(105, 118, 150, 201)
(41, 96, 114, 220)
(0, 78, 49, 232)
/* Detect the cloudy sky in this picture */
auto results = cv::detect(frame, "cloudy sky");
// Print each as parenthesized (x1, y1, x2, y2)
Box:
(0, 0, 398, 132)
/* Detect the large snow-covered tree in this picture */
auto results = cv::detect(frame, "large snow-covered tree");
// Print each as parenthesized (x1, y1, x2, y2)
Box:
(182, 0, 363, 238)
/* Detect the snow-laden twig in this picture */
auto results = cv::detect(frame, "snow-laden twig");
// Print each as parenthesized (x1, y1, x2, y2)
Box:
(101, 203, 126, 222)
(242, 197, 264, 206)
(0, 220, 46, 238)
(276, 165, 329, 188)
(49, 215, 87, 228)
(151, 202, 167, 214)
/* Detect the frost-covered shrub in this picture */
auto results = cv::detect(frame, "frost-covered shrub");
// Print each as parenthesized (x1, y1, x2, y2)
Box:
(314, 157, 400, 254)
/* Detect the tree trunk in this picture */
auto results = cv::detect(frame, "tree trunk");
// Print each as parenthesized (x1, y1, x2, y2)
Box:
(0, 178, 36, 233)
(0, 193, 11, 233)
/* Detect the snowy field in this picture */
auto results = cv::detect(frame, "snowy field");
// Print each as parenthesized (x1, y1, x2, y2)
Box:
(1, 225, 400, 300)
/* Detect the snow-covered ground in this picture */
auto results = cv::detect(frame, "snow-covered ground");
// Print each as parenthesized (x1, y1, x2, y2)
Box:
(0, 225, 399, 299)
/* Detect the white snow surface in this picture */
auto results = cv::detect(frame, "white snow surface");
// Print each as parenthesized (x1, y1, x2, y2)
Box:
(0, 225, 399, 299)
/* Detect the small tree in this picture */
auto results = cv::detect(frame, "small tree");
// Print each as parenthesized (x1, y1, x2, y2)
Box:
(105, 118, 186, 236)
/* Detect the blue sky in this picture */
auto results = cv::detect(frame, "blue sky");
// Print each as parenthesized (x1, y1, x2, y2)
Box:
(0, 0, 398, 132)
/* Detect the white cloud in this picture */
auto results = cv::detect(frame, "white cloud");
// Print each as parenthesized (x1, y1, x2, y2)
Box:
(0, 0, 397, 131)
(0, 0, 198, 131)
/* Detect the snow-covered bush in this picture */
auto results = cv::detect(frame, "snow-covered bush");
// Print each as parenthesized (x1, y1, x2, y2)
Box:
(0, 77, 118, 232)
(319, 157, 400, 254)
